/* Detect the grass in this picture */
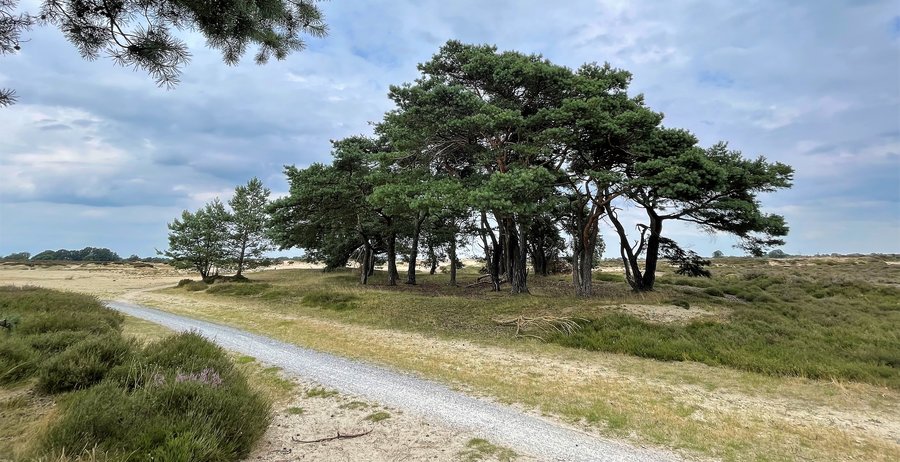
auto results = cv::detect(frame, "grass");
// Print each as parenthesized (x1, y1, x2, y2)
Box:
(363, 411, 390, 422)
(305, 387, 339, 399)
(285, 406, 305, 415)
(0, 286, 273, 461)
(460, 438, 518, 461)
(339, 400, 369, 410)
(184, 258, 900, 389)
(140, 257, 900, 462)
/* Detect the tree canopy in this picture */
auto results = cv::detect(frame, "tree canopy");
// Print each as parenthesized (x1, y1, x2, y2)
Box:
(267, 40, 795, 294)
(1, 0, 327, 104)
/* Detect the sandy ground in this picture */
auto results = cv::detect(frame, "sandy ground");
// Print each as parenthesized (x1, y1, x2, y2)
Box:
(254, 379, 532, 462)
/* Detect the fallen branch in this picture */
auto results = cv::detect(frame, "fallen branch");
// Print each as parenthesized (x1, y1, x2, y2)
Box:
(292, 429, 372, 444)
(493, 315, 587, 341)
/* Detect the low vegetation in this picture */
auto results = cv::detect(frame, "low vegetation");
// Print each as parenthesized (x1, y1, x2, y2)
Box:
(181, 257, 900, 389)
(0, 286, 271, 461)
(460, 438, 518, 462)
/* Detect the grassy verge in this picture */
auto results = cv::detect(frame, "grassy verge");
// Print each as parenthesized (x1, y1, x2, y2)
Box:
(0, 286, 272, 461)
(140, 257, 900, 461)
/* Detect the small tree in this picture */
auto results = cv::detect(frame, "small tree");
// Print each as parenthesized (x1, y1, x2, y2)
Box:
(228, 177, 272, 277)
(712, 250, 725, 258)
(162, 199, 230, 280)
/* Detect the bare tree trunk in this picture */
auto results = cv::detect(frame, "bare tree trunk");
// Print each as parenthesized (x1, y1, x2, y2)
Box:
(359, 242, 373, 285)
(510, 220, 529, 294)
(481, 211, 502, 291)
(640, 214, 663, 291)
(448, 237, 458, 286)
(428, 241, 438, 275)
(406, 214, 425, 285)
(573, 213, 599, 297)
(387, 233, 399, 286)
(235, 239, 248, 277)
(606, 204, 650, 292)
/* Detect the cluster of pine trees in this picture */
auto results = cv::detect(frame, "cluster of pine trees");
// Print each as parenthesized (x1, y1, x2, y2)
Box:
(162, 178, 272, 280)
(262, 41, 793, 295)
(165, 41, 793, 295)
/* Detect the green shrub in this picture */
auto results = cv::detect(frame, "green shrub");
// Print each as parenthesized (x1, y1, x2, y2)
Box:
(38, 334, 134, 393)
(183, 281, 209, 292)
(140, 332, 234, 376)
(703, 287, 724, 297)
(206, 282, 271, 296)
(42, 336, 271, 462)
(26, 330, 91, 354)
(301, 290, 357, 310)
(0, 337, 39, 384)
(176, 279, 193, 287)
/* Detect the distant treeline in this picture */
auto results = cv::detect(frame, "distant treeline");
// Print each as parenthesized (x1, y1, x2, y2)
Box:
(1, 247, 167, 263)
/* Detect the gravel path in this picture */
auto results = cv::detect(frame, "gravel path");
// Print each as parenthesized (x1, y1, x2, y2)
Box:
(107, 300, 678, 462)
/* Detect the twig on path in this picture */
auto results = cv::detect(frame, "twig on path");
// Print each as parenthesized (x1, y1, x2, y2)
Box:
(291, 429, 372, 444)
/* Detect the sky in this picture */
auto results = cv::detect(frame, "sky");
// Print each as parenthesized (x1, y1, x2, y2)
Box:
(1, 0, 898, 258)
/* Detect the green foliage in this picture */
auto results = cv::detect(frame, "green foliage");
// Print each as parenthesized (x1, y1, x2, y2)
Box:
(11, 0, 326, 91)
(0, 337, 39, 384)
(30, 247, 121, 261)
(228, 177, 273, 275)
(1, 251, 30, 260)
(162, 199, 231, 279)
(37, 333, 133, 393)
(0, 287, 271, 460)
(267, 40, 793, 296)
(42, 335, 270, 461)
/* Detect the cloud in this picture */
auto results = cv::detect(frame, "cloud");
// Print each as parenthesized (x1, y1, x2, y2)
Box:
(0, 0, 898, 256)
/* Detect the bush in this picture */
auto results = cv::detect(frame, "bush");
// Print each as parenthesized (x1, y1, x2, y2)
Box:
(38, 334, 134, 393)
(0, 337, 39, 384)
(42, 334, 271, 462)
(140, 332, 234, 377)
(301, 290, 357, 310)
(176, 279, 193, 287)
(206, 282, 271, 296)
(183, 281, 209, 292)
(703, 287, 724, 297)
(26, 330, 91, 354)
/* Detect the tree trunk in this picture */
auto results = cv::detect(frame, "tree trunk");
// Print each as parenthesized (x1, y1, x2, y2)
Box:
(639, 214, 663, 291)
(606, 204, 649, 292)
(481, 211, 502, 291)
(387, 233, 399, 286)
(359, 242, 372, 285)
(510, 219, 529, 294)
(428, 241, 438, 275)
(235, 239, 248, 277)
(448, 237, 458, 286)
(573, 212, 600, 297)
(406, 214, 425, 285)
